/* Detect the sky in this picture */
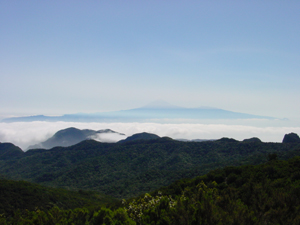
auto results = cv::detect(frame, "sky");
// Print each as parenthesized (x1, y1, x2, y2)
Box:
(1, 1, 300, 147)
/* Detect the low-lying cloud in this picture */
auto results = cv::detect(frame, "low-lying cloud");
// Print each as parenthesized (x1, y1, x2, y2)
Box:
(89, 133, 126, 143)
(0, 121, 300, 150)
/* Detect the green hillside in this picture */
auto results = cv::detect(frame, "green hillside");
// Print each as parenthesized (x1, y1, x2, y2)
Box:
(0, 143, 23, 160)
(0, 137, 300, 199)
(0, 178, 116, 217)
(2, 156, 300, 224)
(120, 156, 300, 224)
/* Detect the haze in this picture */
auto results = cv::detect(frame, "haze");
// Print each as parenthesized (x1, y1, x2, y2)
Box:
(1, 1, 300, 148)
(1, 1, 299, 118)
(1, 121, 300, 150)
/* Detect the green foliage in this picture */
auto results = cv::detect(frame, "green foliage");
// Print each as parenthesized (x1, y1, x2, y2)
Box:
(123, 192, 175, 223)
(0, 179, 116, 217)
(120, 157, 300, 224)
(268, 153, 278, 161)
(0, 143, 23, 160)
(0, 206, 136, 225)
(2, 156, 300, 224)
(1, 139, 300, 199)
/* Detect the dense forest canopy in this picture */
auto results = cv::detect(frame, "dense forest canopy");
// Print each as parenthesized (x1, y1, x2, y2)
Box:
(1, 156, 300, 224)
(1, 132, 300, 223)
(1, 136, 300, 199)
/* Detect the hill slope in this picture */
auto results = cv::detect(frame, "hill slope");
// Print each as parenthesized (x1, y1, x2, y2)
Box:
(3, 156, 300, 224)
(0, 142, 23, 160)
(1, 135, 300, 199)
(27, 127, 125, 149)
(0, 178, 116, 217)
(282, 132, 300, 143)
(122, 156, 300, 224)
(118, 132, 160, 143)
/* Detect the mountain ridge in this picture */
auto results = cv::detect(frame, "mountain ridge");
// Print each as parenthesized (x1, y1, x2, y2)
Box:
(2, 101, 275, 123)
(1, 132, 300, 199)
(27, 127, 125, 150)
(118, 132, 160, 143)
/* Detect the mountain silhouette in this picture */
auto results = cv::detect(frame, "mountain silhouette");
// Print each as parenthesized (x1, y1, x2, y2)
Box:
(0, 142, 23, 160)
(27, 127, 125, 150)
(2, 101, 275, 123)
(282, 133, 300, 143)
(118, 132, 160, 143)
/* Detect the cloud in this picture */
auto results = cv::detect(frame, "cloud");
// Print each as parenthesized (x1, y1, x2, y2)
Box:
(0, 121, 300, 150)
(89, 133, 126, 143)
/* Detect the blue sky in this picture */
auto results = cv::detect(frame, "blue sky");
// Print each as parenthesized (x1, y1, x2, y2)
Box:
(1, 1, 300, 120)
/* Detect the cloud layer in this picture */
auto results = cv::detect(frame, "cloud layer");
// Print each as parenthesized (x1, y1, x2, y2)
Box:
(1, 121, 300, 150)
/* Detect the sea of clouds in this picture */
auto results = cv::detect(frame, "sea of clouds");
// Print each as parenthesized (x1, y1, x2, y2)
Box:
(1, 121, 300, 150)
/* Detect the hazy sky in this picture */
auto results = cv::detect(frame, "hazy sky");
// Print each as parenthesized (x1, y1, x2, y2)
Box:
(1, 1, 300, 119)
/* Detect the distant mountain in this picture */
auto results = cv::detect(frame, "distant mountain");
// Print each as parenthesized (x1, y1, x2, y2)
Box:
(242, 137, 262, 143)
(28, 127, 125, 150)
(215, 137, 239, 143)
(1, 101, 275, 123)
(141, 100, 184, 109)
(282, 132, 300, 143)
(118, 132, 160, 143)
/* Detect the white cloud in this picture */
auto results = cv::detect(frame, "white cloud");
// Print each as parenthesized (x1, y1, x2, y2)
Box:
(0, 121, 299, 150)
(89, 133, 126, 143)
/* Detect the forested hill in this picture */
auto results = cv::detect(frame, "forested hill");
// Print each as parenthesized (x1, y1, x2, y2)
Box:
(27, 127, 125, 150)
(1, 136, 300, 199)
(0, 178, 116, 217)
(2, 155, 300, 224)
(0, 142, 23, 159)
(120, 156, 300, 224)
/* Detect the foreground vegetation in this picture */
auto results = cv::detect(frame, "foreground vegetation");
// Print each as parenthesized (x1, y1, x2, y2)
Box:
(1, 155, 300, 224)
(0, 179, 116, 217)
